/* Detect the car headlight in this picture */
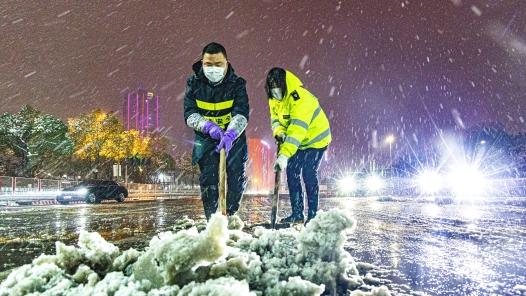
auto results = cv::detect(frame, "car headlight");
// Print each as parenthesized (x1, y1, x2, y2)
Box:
(77, 188, 88, 194)
(448, 166, 485, 196)
(417, 171, 442, 194)
(339, 177, 357, 192)
(365, 175, 383, 192)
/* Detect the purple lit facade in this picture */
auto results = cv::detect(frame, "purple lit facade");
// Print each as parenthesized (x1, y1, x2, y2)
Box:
(124, 89, 159, 138)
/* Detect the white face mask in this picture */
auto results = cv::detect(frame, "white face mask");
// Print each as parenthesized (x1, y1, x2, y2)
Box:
(271, 88, 283, 100)
(203, 66, 225, 83)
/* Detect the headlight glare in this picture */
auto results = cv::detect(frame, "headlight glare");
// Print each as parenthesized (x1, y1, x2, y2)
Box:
(417, 171, 442, 194)
(366, 175, 383, 192)
(339, 177, 357, 192)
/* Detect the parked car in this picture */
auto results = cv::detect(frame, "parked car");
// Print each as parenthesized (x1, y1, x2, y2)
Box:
(56, 180, 128, 204)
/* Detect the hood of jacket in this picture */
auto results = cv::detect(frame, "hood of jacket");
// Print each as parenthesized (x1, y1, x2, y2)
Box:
(192, 60, 237, 85)
(284, 70, 303, 98)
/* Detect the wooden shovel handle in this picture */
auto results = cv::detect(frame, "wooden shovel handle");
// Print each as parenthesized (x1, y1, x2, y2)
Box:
(219, 148, 227, 216)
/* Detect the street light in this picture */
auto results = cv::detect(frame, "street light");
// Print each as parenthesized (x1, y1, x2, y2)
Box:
(386, 135, 395, 176)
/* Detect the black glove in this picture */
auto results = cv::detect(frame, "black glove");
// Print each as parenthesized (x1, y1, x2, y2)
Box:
(274, 132, 286, 145)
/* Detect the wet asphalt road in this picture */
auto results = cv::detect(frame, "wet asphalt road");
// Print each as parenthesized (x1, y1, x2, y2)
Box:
(0, 196, 525, 295)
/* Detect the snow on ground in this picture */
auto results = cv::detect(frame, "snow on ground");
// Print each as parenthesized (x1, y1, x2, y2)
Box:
(0, 209, 390, 296)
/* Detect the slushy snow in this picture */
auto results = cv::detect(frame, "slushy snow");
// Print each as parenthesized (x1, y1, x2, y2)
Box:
(0, 209, 390, 295)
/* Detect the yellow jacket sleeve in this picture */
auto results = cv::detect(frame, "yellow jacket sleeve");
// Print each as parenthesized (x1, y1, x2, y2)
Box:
(269, 100, 286, 137)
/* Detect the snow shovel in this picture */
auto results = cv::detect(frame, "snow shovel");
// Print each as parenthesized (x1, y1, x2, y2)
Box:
(256, 168, 288, 230)
(270, 143, 282, 229)
(219, 148, 227, 216)
(270, 167, 281, 229)
(256, 144, 289, 230)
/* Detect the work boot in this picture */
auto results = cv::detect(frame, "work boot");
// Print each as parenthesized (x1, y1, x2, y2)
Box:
(280, 192, 304, 224)
(201, 185, 219, 221)
(304, 194, 318, 226)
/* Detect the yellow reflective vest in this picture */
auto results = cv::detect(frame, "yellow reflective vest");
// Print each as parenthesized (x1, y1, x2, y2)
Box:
(269, 70, 331, 158)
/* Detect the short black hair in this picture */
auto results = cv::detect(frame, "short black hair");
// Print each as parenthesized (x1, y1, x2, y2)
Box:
(202, 42, 227, 60)
(265, 67, 287, 99)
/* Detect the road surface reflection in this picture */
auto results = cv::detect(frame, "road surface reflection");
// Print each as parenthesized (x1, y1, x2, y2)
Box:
(1, 196, 525, 295)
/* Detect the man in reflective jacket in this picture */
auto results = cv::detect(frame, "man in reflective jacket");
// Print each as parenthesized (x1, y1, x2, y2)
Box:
(265, 67, 331, 225)
(184, 42, 249, 221)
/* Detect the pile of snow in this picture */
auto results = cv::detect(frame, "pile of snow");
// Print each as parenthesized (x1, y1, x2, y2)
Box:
(0, 209, 390, 296)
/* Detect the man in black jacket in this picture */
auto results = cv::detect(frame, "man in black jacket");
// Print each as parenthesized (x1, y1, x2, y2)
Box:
(184, 42, 249, 221)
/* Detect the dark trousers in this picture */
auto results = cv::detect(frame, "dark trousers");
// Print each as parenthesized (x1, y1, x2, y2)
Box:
(286, 147, 327, 195)
(198, 137, 248, 216)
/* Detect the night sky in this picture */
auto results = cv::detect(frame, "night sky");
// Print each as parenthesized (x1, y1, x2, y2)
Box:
(1, 0, 525, 169)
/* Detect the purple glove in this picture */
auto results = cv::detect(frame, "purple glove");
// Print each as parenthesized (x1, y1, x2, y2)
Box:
(215, 129, 238, 157)
(203, 121, 224, 140)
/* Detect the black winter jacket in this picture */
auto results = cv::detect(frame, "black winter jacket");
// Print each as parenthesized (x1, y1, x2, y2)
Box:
(184, 61, 249, 164)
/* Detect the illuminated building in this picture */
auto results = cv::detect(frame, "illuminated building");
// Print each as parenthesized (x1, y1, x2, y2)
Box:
(247, 139, 271, 193)
(123, 89, 159, 137)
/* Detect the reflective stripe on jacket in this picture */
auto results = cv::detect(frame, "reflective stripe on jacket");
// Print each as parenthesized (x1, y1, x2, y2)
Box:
(269, 70, 331, 158)
(195, 99, 234, 129)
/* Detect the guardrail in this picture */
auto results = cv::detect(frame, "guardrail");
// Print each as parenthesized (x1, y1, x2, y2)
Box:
(0, 191, 201, 206)
(0, 176, 199, 194)
(0, 176, 201, 206)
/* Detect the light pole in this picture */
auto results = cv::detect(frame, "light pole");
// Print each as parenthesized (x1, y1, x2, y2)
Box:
(386, 135, 394, 176)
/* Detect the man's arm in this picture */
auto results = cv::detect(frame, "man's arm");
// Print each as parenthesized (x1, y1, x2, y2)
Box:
(226, 77, 249, 136)
(187, 113, 208, 133)
(230, 78, 250, 121)
(184, 77, 208, 133)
